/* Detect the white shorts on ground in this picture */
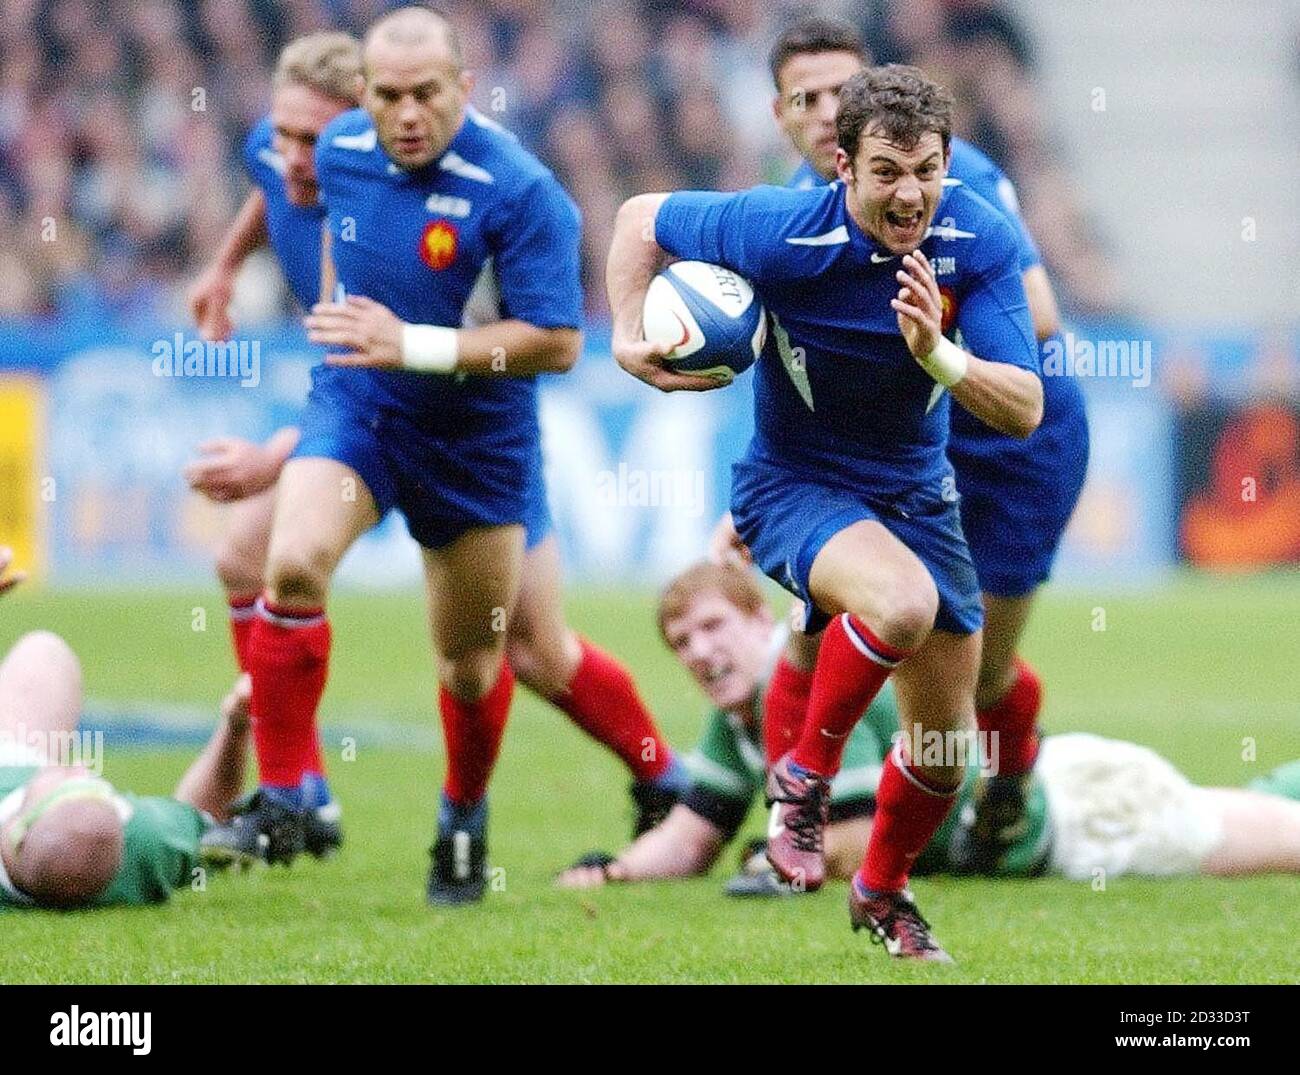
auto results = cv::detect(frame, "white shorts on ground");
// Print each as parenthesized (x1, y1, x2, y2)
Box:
(1038, 733, 1223, 881)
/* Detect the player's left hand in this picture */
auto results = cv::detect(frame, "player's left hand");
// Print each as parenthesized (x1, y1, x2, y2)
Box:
(891, 250, 942, 361)
(555, 851, 628, 888)
(184, 437, 281, 501)
(0, 546, 27, 597)
(306, 296, 404, 368)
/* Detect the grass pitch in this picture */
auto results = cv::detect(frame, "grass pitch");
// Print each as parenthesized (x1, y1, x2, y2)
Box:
(1, 573, 1297, 983)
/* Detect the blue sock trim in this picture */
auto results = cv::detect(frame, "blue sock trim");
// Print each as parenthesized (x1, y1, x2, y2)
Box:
(648, 753, 690, 794)
(299, 772, 333, 810)
(439, 791, 487, 837)
(260, 783, 304, 809)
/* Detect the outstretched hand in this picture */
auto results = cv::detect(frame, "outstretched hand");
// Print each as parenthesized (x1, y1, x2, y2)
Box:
(0, 546, 26, 597)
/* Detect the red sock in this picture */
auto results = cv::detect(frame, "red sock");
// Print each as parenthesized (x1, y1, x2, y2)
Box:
(549, 638, 671, 782)
(440, 662, 515, 805)
(246, 598, 331, 788)
(792, 613, 910, 777)
(228, 594, 258, 671)
(977, 656, 1043, 776)
(763, 656, 814, 766)
(858, 745, 960, 893)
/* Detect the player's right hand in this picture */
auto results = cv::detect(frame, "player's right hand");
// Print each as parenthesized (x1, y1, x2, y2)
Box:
(613, 334, 726, 393)
(184, 437, 281, 502)
(707, 512, 752, 568)
(0, 547, 26, 597)
(220, 674, 253, 733)
(189, 265, 236, 342)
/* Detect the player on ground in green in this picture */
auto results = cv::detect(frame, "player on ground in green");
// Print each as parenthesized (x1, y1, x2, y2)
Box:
(557, 561, 1300, 895)
(557, 562, 894, 888)
(0, 568, 253, 909)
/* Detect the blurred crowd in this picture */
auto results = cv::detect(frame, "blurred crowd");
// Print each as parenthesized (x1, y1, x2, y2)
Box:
(0, 0, 1120, 325)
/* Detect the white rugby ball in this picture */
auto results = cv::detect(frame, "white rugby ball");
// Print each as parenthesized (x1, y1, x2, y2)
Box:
(642, 261, 766, 383)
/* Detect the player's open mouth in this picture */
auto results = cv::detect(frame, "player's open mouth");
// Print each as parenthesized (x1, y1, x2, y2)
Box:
(702, 664, 731, 685)
(885, 209, 924, 234)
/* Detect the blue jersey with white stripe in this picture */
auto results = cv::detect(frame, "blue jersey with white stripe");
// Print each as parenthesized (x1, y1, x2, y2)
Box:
(654, 182, 1037, 496)
(788, 136, 1040, 270)
(314, 107, 582, 436)
(242, 116, 327, 310)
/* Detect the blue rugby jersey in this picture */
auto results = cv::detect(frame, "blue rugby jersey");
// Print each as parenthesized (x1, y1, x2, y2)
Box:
(313, 107, 582, 447)
(242, 116, 328, 310)
(654, 181, 1037, 497)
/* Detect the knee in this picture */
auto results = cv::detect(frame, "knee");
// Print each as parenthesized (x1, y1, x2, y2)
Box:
(9, 631, 81, 690)
(505, 629, 579, 697)
(264, 547, 333, 605)
(440, 647, 507, 702)
(215, 540, 264, 597)
(975, 662, 1014, 712)
(849, 575, 938, 652)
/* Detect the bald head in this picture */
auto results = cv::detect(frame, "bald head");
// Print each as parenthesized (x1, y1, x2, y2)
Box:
(363, 6, 462, 71)
(360, 5, 472, 171)
(13, 793, 123, 909)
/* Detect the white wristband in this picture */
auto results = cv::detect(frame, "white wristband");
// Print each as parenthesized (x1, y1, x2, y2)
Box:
(917, 335, 968, 388)
(401, 324, 459, 373)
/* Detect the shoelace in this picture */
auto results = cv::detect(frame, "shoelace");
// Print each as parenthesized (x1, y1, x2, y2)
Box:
(869, 897, 941, 954)
(776, 771, 828, 853)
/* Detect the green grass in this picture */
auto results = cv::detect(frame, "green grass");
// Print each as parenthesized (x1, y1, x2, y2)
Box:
(1, 573, 1297, 983)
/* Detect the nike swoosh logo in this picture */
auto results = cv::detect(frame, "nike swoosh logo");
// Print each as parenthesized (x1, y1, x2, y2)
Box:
(767, 803, 785, 840)
(870, 253, 896, 263)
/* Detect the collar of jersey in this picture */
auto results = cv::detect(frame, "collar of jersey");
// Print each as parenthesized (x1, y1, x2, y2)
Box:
(381, 113, 475, 184)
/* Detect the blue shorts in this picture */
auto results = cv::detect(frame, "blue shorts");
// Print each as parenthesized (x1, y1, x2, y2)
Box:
(731, 456, 984, 636)
(948, 363, 1090, 597)
(293, 366, 538, 550)
(522, 462, 552, 551)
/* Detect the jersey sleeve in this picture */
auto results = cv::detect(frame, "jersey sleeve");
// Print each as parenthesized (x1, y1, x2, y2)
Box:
(681, 709, 759, 842)
(992, 175, 1042, 270)
(242, 117, 275, 192)
(486, 173, 584, 329)
(954, 219, 1039, 374)
(97, 795, 206, 907)
(653, 187, 794, 284)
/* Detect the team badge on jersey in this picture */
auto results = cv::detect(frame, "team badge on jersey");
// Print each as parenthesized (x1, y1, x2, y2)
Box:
(420, 220, 458, 271)
(939, 286, 957, 335)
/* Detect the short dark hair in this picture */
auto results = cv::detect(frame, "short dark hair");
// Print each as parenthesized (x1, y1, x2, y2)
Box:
(835, 64, 954, 161)
(768, 15, 867, 89)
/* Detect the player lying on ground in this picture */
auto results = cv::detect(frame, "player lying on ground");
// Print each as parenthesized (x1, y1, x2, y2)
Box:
(0, 610, 252, 909)
(609, 65, 1042, 962)
(556, 562, 1300, 897)
(747, 16, 1090, 875)
(194, 8, 683, 905)
(187, 29, 684, 866)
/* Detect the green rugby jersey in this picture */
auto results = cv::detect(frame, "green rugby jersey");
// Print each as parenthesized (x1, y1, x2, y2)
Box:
(681, 673, 901, 840)
(0, 765, 207, 909)
(677, 639, 1052, 875)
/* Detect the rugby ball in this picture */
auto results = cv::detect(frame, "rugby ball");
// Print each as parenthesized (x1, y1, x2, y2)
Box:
(642, 261, 766, 383)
